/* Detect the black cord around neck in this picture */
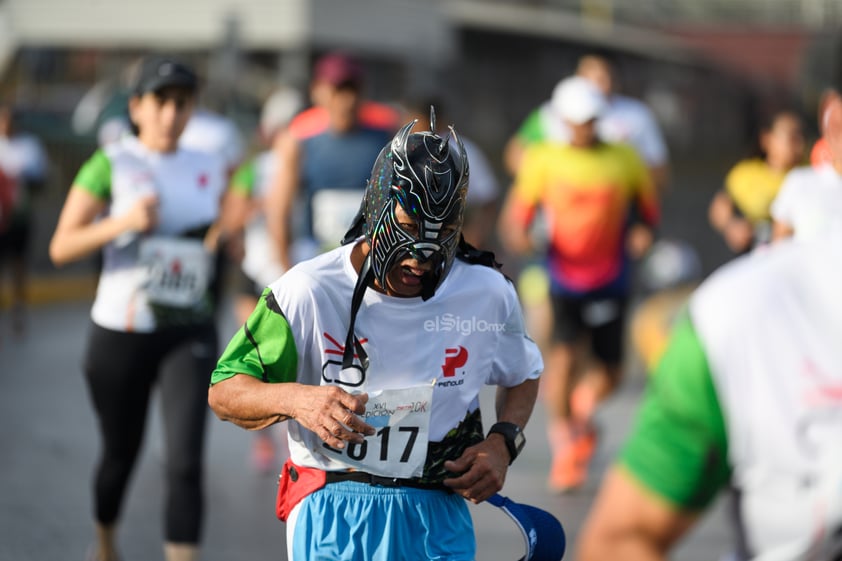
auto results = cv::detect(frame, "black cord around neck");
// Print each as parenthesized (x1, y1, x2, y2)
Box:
(342, 254, 373, 372)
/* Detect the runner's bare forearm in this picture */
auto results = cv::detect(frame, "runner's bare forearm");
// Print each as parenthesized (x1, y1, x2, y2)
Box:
(495, 378, 540, 429)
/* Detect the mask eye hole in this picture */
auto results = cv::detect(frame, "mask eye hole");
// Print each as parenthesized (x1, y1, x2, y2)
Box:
(393, 202, 420, 237)
(398, 220, 419, 237)
(439, 224, 459, 240)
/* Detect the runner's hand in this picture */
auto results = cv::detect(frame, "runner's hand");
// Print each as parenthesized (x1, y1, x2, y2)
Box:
(626, 223, 654, 259)
(724, 218, 753, 253)
(442, 438, 508, 504)
(290, 386, 375, 449)
(123, 193, 159, 234)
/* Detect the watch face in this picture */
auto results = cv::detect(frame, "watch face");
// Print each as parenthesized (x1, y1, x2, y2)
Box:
(506, 427, 525, 465)
(490, 422, 526, 463)
(514, 430, 525, 450)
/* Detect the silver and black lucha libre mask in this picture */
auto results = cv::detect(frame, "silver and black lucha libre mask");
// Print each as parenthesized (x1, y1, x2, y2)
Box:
(355, 112, 470, 299)
(339, 110, 469, 371)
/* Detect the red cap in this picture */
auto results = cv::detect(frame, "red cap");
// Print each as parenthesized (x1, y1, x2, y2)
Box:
(313, 52, 363, 88)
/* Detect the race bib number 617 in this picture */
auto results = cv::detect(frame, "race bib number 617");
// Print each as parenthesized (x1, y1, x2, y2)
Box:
(321, 385, 433, 479)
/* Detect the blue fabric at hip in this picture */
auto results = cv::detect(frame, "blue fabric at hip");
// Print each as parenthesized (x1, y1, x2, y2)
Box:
(289, 480, 475, 560)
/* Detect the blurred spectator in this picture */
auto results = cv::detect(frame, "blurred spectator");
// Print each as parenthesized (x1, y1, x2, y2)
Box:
(221, 85, 304, 474)
(498, 76, 659, 493)
(503, 53, 669, 194)
(400, 97, 501, 248)
(771, 90, 842, 242)
(0, 101, 49, 338)
(266, 51, 394, 270)
(708, 109, 806, 254)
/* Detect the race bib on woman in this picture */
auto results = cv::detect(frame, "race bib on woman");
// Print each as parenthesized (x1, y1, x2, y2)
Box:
(139, 237, 212, 308)
(320, 385, 434, 479)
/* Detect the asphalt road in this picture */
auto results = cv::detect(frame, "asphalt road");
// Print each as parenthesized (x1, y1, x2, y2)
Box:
(0, 291, 734, 561)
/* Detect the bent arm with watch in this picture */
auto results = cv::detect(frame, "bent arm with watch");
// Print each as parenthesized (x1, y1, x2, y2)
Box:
(488, 421, 526, 465)
(492, 381, 538, 462)
(443, 378, 540, 503)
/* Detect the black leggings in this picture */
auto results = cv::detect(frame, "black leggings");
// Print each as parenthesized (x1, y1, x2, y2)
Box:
(83, 322, 217, 544)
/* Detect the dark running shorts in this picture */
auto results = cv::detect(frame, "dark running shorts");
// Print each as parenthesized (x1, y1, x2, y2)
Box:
(550, 292, 628, 365)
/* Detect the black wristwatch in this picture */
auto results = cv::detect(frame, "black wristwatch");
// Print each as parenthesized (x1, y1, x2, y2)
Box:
(487, 422, 526, 465)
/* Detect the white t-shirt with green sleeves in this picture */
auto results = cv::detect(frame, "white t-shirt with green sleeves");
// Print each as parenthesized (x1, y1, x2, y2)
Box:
(73, 135, 227, 332)
(212, 243, 543, 481)
(622, 235, 842, 559)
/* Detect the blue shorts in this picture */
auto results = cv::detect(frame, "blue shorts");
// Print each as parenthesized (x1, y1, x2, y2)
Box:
(287, 481, 475, 561)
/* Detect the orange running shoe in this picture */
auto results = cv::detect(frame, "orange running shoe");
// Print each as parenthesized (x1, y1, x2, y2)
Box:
(548, 445, 587, 493)
(547, 422, 598, 493)
(572, 422, 598, 467)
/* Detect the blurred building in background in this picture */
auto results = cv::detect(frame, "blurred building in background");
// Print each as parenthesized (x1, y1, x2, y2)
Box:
(0, 0, 839, 273)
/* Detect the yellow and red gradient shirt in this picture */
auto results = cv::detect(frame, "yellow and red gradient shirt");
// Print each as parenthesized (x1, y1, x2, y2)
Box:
(510, 141, 659, 292)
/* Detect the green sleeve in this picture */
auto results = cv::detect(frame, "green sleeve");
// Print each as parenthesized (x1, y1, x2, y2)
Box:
(229, 159, 256, 197)
(72, 149, 112, 200)
(620, 312, 731, 511)
(515, 109, 547, 145)
(211, 288, 299, 385)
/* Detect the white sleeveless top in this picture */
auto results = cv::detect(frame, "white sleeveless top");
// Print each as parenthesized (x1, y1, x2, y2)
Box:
(88, 136, 227, 332)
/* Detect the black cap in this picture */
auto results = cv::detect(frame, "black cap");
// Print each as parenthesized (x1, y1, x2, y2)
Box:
(131, 56, 198, 96)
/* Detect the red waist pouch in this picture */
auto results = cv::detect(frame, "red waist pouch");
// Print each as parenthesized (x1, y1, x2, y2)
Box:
(276, 458, 327, 522)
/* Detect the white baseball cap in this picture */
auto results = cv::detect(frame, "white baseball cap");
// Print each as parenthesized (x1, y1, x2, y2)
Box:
(550, 76, 605, 125)
(260, 86, 304, 139)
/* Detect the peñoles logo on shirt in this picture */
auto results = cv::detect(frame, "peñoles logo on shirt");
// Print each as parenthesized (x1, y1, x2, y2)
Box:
(438, 346, 468, 388)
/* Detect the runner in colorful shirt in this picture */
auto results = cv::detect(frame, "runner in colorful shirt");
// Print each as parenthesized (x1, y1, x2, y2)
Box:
(504, 53, 669, 194)
(49, 55, 229, 561)
(499, 76, 659, 493)
(209, 114, 543, 561)
(708, 109, 805, 254)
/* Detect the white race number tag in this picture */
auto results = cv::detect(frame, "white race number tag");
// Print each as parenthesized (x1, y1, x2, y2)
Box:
(139, 237, 212, 307)
(321, 385, 434, 479)
(311, 189, 364, 249)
